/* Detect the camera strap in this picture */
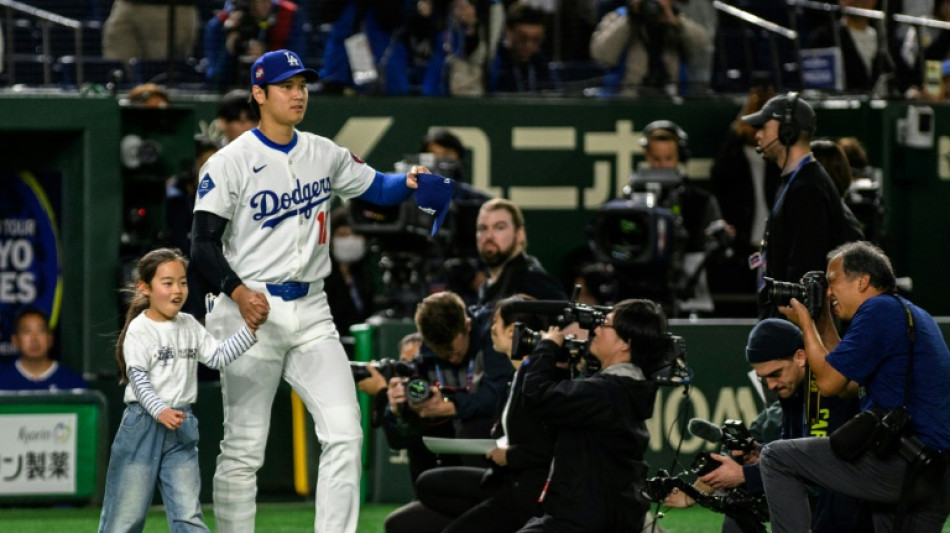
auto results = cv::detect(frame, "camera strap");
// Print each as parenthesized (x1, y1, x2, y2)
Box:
(891, 293, 923, 532)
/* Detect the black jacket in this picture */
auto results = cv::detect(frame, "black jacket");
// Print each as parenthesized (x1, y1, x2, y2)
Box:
(522, 340, 658, 532)
(478, 252, 567, 306)
(763, 159, 847, 293)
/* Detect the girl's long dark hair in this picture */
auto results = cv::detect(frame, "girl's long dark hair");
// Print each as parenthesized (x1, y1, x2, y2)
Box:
(115, 248, 187, 385)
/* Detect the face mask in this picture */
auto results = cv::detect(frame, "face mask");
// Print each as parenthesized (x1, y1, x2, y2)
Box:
(333, 235, 366, 264)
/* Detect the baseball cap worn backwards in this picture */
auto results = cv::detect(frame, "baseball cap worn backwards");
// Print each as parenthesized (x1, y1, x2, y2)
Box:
(415, 173, 455, 236)
(745, 318, 804, 364)
(741, 94, 816, 131)
(251, 50, 319, 86)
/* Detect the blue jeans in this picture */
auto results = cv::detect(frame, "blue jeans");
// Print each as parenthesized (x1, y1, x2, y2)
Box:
(98, 403, 208, 533)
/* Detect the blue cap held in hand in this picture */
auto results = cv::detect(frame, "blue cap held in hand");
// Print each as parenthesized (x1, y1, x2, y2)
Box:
(251, 49, 318, 86)
(415, 173, 454, 236)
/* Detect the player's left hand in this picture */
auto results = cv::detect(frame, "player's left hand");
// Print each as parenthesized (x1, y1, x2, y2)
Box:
(406, 165, 429, 189)
(698, 453, 745, 490)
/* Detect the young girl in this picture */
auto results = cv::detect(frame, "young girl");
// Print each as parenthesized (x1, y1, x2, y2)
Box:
(98, 248, 265, 533)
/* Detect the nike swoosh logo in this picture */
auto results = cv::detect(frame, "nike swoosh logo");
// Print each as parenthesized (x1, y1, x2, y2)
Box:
(253, 165, 267, 173)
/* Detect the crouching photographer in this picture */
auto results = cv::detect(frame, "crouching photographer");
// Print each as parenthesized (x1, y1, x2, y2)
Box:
(656, 318, 868, 533)
(761, 241, 950, 532)
(515, 299, 668, 533)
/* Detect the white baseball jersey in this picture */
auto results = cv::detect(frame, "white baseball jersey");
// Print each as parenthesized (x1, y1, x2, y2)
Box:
(194, 128, 376, 284)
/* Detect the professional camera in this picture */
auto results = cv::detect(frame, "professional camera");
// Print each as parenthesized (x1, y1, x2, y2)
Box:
(349, 358, 417, 384)
(642, 469, 769, 533)
(510, 323, 591, 363)
(762, 270, 827, 318)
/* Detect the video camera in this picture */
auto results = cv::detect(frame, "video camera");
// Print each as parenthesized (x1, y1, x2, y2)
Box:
(762, 270, 827, 319)
(687, 417, 757, 454)
(505, 287, 693, 384)
(642, 469, 769, 533)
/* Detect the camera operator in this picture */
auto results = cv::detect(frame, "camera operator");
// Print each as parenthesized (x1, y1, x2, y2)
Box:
(204, 0, 307, 89)
(674, 318, 868, 532)
(382, 291, 514, 486)
(590, 0, 707, 95)
(515, 299, 667, 532)
(760, 241, 950, 532)
(740, 93, 855, 319)
(384, 295, 554, 533)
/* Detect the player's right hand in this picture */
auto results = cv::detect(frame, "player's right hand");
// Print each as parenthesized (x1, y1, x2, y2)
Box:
(157, 408, 185, 431)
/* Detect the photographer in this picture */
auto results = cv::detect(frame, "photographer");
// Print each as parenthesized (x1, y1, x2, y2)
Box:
(677, 318, 868, 532)
(590, 0, 707, 95)
(382, 291, 513, 485)
(516, 299, 667, 532)
(204, 0, 307, 89)
(760, 241, 950, 531)
(384, 295, 554, 533)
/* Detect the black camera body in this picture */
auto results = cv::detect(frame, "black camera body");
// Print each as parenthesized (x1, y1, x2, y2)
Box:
(651, 333, 692, 386)
(350, 358, 417, 384)
(763, 270, 827, 318)
(721, 419, 757, 454)
(510, 323, 590, 363)
(642, 469, 770, 532)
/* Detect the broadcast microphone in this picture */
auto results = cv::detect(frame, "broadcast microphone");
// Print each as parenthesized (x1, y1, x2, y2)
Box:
(755, 138, 779, 155)
(687, 417, 723, 444)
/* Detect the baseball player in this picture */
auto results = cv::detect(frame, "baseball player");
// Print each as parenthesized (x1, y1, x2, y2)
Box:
(190, 49, 426, 533)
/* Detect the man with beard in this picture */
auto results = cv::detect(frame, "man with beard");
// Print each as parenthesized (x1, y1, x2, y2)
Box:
(475, 198, 566, 306)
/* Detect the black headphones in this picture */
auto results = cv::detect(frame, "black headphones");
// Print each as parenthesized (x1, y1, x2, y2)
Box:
(778, 91, 801, 147)
(640, 120, 690, 163)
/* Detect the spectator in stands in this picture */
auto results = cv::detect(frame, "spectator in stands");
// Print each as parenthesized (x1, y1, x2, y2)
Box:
(102, 0, 197, 64)
(325, 206, 374, 347)
(126, 83, 169, 107)
(806, 0, 884, 93)
(709, 85, 782, 310)
(214, 89, 257, 146)
(0, 307, 87, 391)
(317, 0, 415, 95)
(204, 0, 308, 90)
(411, 0, 505, 96)
(589, 0, 707, 95)
(489, 2, 558, 93)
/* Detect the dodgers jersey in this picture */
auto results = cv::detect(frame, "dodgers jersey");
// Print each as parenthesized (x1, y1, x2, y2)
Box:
(194, 128, 376, 283)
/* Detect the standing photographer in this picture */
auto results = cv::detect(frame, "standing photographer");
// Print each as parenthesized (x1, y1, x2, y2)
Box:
(516, 299, 667, 532)
(760, 241, 950, 532)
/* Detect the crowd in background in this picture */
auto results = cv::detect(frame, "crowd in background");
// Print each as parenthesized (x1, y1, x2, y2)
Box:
(7, 0, 950, 99)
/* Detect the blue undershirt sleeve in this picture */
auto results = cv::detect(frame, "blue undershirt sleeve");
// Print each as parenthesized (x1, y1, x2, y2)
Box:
(357, 172, 415, 205)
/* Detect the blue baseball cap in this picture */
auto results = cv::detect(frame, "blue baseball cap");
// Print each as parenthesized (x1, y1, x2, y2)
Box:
(415, 173, 455, 236)
(251, 50, 318, 86)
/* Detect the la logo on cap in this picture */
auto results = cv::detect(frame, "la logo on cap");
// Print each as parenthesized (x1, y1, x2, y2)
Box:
(255, 65, 264, 81)
(284, 51, 300, 67)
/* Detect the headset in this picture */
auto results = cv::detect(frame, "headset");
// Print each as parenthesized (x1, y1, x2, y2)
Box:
(640, 120, 690, 163)
(778, 91, 801, 147)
